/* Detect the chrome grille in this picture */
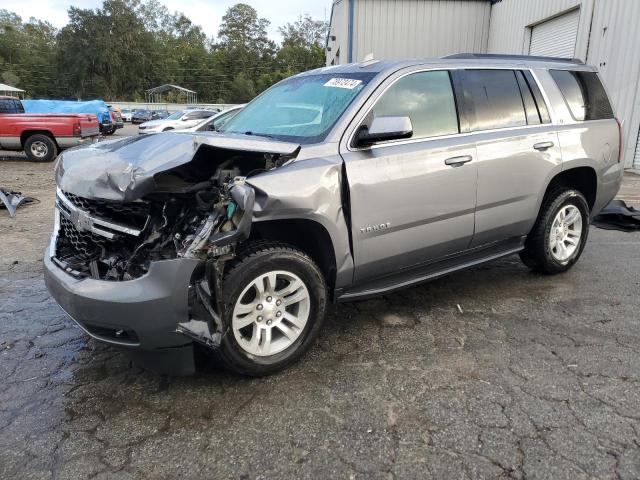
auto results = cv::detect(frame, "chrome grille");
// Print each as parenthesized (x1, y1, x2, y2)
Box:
(62, 191, 149, 229)
(57, 216, 105, 259)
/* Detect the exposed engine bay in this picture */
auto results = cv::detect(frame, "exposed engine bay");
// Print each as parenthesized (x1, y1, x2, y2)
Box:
(52, 135, 298, 282)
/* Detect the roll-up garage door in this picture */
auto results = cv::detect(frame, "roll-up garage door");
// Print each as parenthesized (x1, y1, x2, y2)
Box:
(529, 9, 580, 58)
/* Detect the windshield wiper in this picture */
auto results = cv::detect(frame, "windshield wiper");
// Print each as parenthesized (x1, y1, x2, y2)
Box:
(244, 131, 274, 139)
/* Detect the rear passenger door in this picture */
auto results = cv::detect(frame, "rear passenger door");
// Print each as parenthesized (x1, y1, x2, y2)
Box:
(454, 69, 562, 247)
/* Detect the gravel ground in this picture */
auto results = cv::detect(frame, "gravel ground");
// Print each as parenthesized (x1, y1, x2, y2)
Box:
(1, 141, 639, 479)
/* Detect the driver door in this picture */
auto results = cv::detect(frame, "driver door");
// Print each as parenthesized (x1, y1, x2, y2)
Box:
(340, 70, 478, 283)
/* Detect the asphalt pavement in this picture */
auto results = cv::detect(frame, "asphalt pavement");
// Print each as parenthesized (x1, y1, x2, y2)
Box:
(1, 137, 639, 479)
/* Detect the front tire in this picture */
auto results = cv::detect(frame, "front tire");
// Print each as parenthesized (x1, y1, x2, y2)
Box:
(218, 241, 327, 376)
(24, 134, 57, 162)
(520, 187, 590, 274)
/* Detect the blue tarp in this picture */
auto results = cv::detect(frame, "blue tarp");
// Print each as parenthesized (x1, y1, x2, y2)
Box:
(22, 99, 111, 124)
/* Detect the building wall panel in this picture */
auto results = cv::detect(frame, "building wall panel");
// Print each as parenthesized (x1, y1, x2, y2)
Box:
(585, 0, 640, 167)
(326, 0, 349, 65)
(487, 0, 588, 58)
(351, 0, 490, 63)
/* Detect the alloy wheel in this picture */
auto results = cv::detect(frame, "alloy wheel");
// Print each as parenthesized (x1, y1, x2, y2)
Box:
(549, 205, 583, 261)
(231, 270, 310, 357)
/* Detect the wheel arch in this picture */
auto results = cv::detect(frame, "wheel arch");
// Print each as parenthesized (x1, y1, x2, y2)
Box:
(248, 218, 338, 296)
(544, 166, 597, 212)
(20, 130, 58, 148)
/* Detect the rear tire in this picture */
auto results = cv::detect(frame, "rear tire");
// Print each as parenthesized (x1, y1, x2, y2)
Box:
(24, 134, 57, 162)
(519, 187, 590, 274)
(218, 241, 327, 376)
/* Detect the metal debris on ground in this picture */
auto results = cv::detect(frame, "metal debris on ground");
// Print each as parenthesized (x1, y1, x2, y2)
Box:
(0, 188, 38, 217)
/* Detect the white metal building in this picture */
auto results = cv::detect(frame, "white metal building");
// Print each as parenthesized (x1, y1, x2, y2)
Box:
(326, 0, 640, 169)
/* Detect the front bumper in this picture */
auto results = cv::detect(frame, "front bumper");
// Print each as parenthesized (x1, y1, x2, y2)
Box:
(44, 246, 202, 350)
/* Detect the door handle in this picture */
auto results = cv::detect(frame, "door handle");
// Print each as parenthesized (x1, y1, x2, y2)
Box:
(533, 141, 554, 151)
(444, 155, 473, 167)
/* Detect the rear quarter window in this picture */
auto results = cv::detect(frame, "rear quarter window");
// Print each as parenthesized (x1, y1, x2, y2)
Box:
(550, 70, 614, 121)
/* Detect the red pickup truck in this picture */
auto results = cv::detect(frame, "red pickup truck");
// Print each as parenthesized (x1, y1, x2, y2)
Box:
(0, 96, 100, 162)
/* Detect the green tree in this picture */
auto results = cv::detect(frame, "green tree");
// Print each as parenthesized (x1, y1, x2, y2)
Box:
(56, 0, 157, 99)
(0, 10, 58, 97)
(0, 2, 328, 102)
(278, 14, 328, 49)
(276, 14, 326, 75)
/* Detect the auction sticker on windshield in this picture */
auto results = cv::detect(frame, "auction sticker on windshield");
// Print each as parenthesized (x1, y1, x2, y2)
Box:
(324, 78, 363, 89)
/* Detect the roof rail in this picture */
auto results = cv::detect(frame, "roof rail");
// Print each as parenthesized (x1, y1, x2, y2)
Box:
(443, 53, 584, 65)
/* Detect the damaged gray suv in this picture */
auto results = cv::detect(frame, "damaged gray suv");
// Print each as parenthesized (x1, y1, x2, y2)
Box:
(45, 54, 623, 376)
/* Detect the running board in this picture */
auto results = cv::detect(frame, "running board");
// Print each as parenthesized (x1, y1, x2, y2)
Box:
(337, 237, 525, 302)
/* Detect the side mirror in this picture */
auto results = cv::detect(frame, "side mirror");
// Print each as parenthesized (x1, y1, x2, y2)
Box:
(354, 116, 413, 147)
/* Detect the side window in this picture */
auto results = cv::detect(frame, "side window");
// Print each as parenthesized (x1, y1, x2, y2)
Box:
(515, 71, 541, 125)
(211, 109, 239, 131)
(550, 70, 614, 121)
(0, 99, 16, 113)
(462, 70, 527, 131)
(522, 71, 551, 123)
(371, 70, 459, 140)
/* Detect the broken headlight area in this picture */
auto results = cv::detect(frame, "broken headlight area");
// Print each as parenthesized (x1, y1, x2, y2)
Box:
(50, 135, 296, 353)
(51, 146, 266, 281)
(53, 180, 252, 281)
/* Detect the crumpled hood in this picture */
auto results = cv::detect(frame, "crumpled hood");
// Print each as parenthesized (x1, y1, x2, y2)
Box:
(56, 132, 300, 202)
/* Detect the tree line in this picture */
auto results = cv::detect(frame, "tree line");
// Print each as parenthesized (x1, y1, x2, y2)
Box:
(0, 1, 328, 103)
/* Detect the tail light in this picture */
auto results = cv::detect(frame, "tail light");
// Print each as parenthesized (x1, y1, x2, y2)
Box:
(72, 122, 81, 137)
(615, 117, 623, 163)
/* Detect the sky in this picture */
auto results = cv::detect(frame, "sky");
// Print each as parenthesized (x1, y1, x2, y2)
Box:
(2, 0, 333, 43)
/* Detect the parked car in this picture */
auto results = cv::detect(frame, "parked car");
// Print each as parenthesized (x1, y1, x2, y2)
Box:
(131, 109, 153, 124)
(0, 96, 99, 162)
(173, 105, 244, 133)
(108, 106, 124, 130)
(152, 110, 170, 120)
(45, 55, 623, 376)
(120, 108, 133, 122)
(138, 109, 218, 134)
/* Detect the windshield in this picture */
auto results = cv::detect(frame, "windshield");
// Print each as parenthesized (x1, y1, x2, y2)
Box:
(167, 110, 184, 120)
(220, 73, 376, 143)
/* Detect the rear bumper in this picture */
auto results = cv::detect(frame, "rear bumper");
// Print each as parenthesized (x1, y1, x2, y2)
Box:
(57, 136, 98, 149)
(44, 246, 202, 350)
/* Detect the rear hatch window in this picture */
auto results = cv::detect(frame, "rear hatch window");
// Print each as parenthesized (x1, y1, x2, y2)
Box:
(550, 70, 614, 121)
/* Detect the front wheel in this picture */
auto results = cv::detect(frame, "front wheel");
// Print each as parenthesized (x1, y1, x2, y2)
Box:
(520, 187, 590, 274)
(24, 134, 57, 162)
(218, 241, 327, 376)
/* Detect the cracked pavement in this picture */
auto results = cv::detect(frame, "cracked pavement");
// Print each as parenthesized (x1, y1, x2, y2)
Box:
(1, 160, 640, 479)
(2, 227, 639, 479)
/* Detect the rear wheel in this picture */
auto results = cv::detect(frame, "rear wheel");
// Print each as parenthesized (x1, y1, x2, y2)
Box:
(520, 187, 590, 274)
(24, 134, 57, 162)
(218, 241, 327, 376)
